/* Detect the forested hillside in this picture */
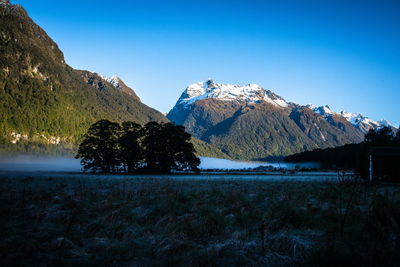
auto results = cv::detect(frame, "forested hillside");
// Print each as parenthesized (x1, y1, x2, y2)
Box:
(0, 1, 166, 146)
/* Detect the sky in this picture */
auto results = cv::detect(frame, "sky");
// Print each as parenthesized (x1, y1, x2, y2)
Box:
(14, 0, 400, 125)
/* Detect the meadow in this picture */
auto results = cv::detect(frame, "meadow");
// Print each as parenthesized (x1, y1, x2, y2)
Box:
(0, 173, 399, 266)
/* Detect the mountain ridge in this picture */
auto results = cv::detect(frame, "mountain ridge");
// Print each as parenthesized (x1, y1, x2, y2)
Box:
(168, 79, 395, 160)
(1, 1, 394, 161)
(175, 79, 392, 131)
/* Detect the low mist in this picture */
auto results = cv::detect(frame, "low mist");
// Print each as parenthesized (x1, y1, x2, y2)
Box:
(0, 155, 319, 172)
(0, 155, 82, 172)
(199, 157, 319, 170)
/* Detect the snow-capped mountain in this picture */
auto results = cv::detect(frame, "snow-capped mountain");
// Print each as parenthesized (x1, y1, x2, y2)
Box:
(177, 79, 289, 108)
(306, 104, 394, 133)
(168, 80, 368, 159)
(168, 79, 396, 160)
(176, 80, 394, 133)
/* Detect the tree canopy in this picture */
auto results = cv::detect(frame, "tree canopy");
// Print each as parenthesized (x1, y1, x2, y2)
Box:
(285, 126, 400, 181)
(76, 120, 200, 173)
(142, 122, 200, 173)
(76, 120, 122, 173)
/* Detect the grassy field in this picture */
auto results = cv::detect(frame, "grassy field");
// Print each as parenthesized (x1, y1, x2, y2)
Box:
(0, 174, 399, 266)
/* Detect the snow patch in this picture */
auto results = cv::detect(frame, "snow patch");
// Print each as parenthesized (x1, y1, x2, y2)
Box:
(307, 105, 336, 116)
(306, 104, 394, 131)
(91, 71, 125, 90)
(340, 111, 381, 130)
(177, 79, 289, 108)
(377, 119, 395, 128)
(100, 75, 122, 89)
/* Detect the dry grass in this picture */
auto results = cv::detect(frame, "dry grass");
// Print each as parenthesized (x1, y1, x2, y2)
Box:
(0, 175, 399, 266)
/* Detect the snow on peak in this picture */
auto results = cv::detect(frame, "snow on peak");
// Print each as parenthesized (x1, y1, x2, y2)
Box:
(177, 79, 289, 108)
(99, 74, 122, 89)
(333, 109, 395, 131)
(377, 119, 395, 128)
(307, 105, 336, 116)
(339, 111, 381, 129)
(306, 104, 395, 131)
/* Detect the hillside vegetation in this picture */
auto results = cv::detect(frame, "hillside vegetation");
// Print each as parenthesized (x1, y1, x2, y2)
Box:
(0, 2, 229, 159)
(0, 2, 164, 142)
(168, 99, 364, 160)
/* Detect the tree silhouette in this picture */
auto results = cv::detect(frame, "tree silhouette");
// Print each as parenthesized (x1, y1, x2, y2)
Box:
(161, 123, 200, 172)
(141, 122, 163, 172)
(119, 122, 143, 173)
(396, 126, 400, 140)
(142, 122, 200, 173)
(365, 126, 394, 143)
(286, 126, 400, 181)
(76, 120, 121, 173)
(76, 120, 200, 173)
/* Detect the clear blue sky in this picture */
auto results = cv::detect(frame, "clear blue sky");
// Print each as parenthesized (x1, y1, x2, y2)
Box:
(14, 0, 400, 125)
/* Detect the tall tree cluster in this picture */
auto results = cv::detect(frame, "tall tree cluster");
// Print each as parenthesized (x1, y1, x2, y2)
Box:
(286, 126, 400, 181)
(357, 126, 400, 179)
(76, 120, 200, 173)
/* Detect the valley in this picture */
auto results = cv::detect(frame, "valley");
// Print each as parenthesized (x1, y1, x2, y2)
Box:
(0, 1, 395, 161)
(1, 1, 399, 266)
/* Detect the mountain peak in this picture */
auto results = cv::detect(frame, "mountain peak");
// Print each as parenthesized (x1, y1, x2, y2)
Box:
(177, 80, 289, 108)
(314, 105, 336, 116)
(91, 72, 139, 99)
(304, 104, 397, 133)
(377, 119, 394, 128)
(339, 110, 380, 129)
(306, 104, 337, 118)
(99, 74, 121, 89)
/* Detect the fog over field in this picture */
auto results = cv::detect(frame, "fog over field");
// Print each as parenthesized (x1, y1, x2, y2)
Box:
(0, 156, 82, 172)
(199, 157, 319, 170)
(0, 156, 319, 172)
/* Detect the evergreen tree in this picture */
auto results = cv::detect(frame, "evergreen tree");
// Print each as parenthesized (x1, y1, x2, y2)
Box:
(76, 120, 200, 173)
(142, 122, 165, 172)
(160, 123, 200, 172)
(76, 120, 121, 173)
(119, 122, 143, 173)
(142, 122, 200, 173)
(365, 126, 393, 143)
(286, 126, 400, 180)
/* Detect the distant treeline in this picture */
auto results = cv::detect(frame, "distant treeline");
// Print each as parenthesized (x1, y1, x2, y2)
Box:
(76, 120, 200, 173)
(285, 127, 400, 181)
